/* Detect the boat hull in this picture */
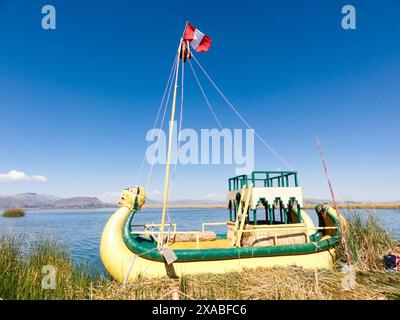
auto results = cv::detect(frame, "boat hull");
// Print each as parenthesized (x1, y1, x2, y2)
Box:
(100, 206, 337, 282)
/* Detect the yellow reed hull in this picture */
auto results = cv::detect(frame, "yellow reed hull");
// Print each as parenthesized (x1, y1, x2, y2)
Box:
(100, 207, 335, 282)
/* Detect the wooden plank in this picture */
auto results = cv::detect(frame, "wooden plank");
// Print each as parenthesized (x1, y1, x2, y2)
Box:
(231, 185, 246, 246)
(235, 183, 253, 247)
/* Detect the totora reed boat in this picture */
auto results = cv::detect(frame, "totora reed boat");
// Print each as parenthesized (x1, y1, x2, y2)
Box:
(100, 23, 347, 282)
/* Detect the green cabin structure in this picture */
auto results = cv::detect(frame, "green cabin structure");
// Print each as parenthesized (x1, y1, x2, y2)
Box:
(227, 171, 304, 226)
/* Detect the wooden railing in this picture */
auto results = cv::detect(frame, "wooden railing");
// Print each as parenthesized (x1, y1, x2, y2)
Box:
(130, 222, 338, 249)
(131, 230, 203, 248)
(131, 223, 177, 233)
(201, 222, 227, 232)
(234, 225, 338, 247)
(228, 171, 299, 191)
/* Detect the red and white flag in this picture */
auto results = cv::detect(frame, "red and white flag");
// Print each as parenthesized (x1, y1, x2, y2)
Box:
(183, 23, 212, 52)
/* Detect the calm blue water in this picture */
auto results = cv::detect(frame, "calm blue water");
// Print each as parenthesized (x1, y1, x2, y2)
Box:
(0, 208, 399, 272)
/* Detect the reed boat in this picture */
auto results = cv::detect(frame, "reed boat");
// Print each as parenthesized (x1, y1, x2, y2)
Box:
(100, 23, 346, 282)
(100, 172, 346, 282)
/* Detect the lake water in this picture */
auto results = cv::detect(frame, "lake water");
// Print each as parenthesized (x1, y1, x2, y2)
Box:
(1, 208, 399, 273)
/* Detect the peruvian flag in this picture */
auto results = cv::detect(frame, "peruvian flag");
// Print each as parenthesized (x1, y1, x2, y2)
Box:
(183, 22, 212, 52)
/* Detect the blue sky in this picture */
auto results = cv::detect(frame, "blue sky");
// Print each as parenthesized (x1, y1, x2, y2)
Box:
(0, 0, 399, 202)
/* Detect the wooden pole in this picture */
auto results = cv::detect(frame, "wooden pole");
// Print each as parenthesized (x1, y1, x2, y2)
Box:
(315, 135, 353, 266)
(159, 39, 183, 248)
(315, 136, 339, 211)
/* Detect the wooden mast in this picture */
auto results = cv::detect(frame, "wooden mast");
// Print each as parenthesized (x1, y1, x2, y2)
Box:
(158, 38, 183, 248)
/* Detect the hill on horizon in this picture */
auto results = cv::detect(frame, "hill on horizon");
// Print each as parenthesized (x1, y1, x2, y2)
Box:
(0, 193, 114, 209)
(0, 193, 398, 210)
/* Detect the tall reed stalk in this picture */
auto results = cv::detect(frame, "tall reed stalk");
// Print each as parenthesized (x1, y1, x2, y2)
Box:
(337, 212, 396, 271)
(0, 235, 106, 300)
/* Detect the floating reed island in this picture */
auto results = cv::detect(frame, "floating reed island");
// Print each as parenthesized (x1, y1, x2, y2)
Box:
(0, 212, 399, 300)
(2, 208, 25, 218)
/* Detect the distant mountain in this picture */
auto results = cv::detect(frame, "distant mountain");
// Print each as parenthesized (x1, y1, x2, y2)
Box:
(303, 198, 381, 205)
(52, 197, 109, 209)
(146, 198, 226, 208)
(0, 193, 227, 210)
(1, 193, 398, 210)
(0, 193, 114, 209)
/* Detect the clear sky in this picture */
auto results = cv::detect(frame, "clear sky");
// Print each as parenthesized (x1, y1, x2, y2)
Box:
(0, 0, 399, 203)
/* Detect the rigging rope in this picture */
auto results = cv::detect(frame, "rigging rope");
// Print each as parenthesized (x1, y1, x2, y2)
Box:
(188, 59, 236, 156)
(188, 60, 223, 129)
(191, 53, 293, 170)
(145, 55, 178, 191)
(135, 55, 177, 185)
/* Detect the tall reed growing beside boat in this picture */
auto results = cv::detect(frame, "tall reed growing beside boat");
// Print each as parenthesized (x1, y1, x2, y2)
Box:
(0, 235, 106, 300)
(336, 212, 396, 271)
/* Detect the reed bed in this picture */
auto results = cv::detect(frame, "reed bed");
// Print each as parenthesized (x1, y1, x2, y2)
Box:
(2, 208, 25, 218)
(92, 266, 400, 300)
(337, 212, 397, 271)
(0, 235, 107, 300)
(0, 212, 399, 300)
